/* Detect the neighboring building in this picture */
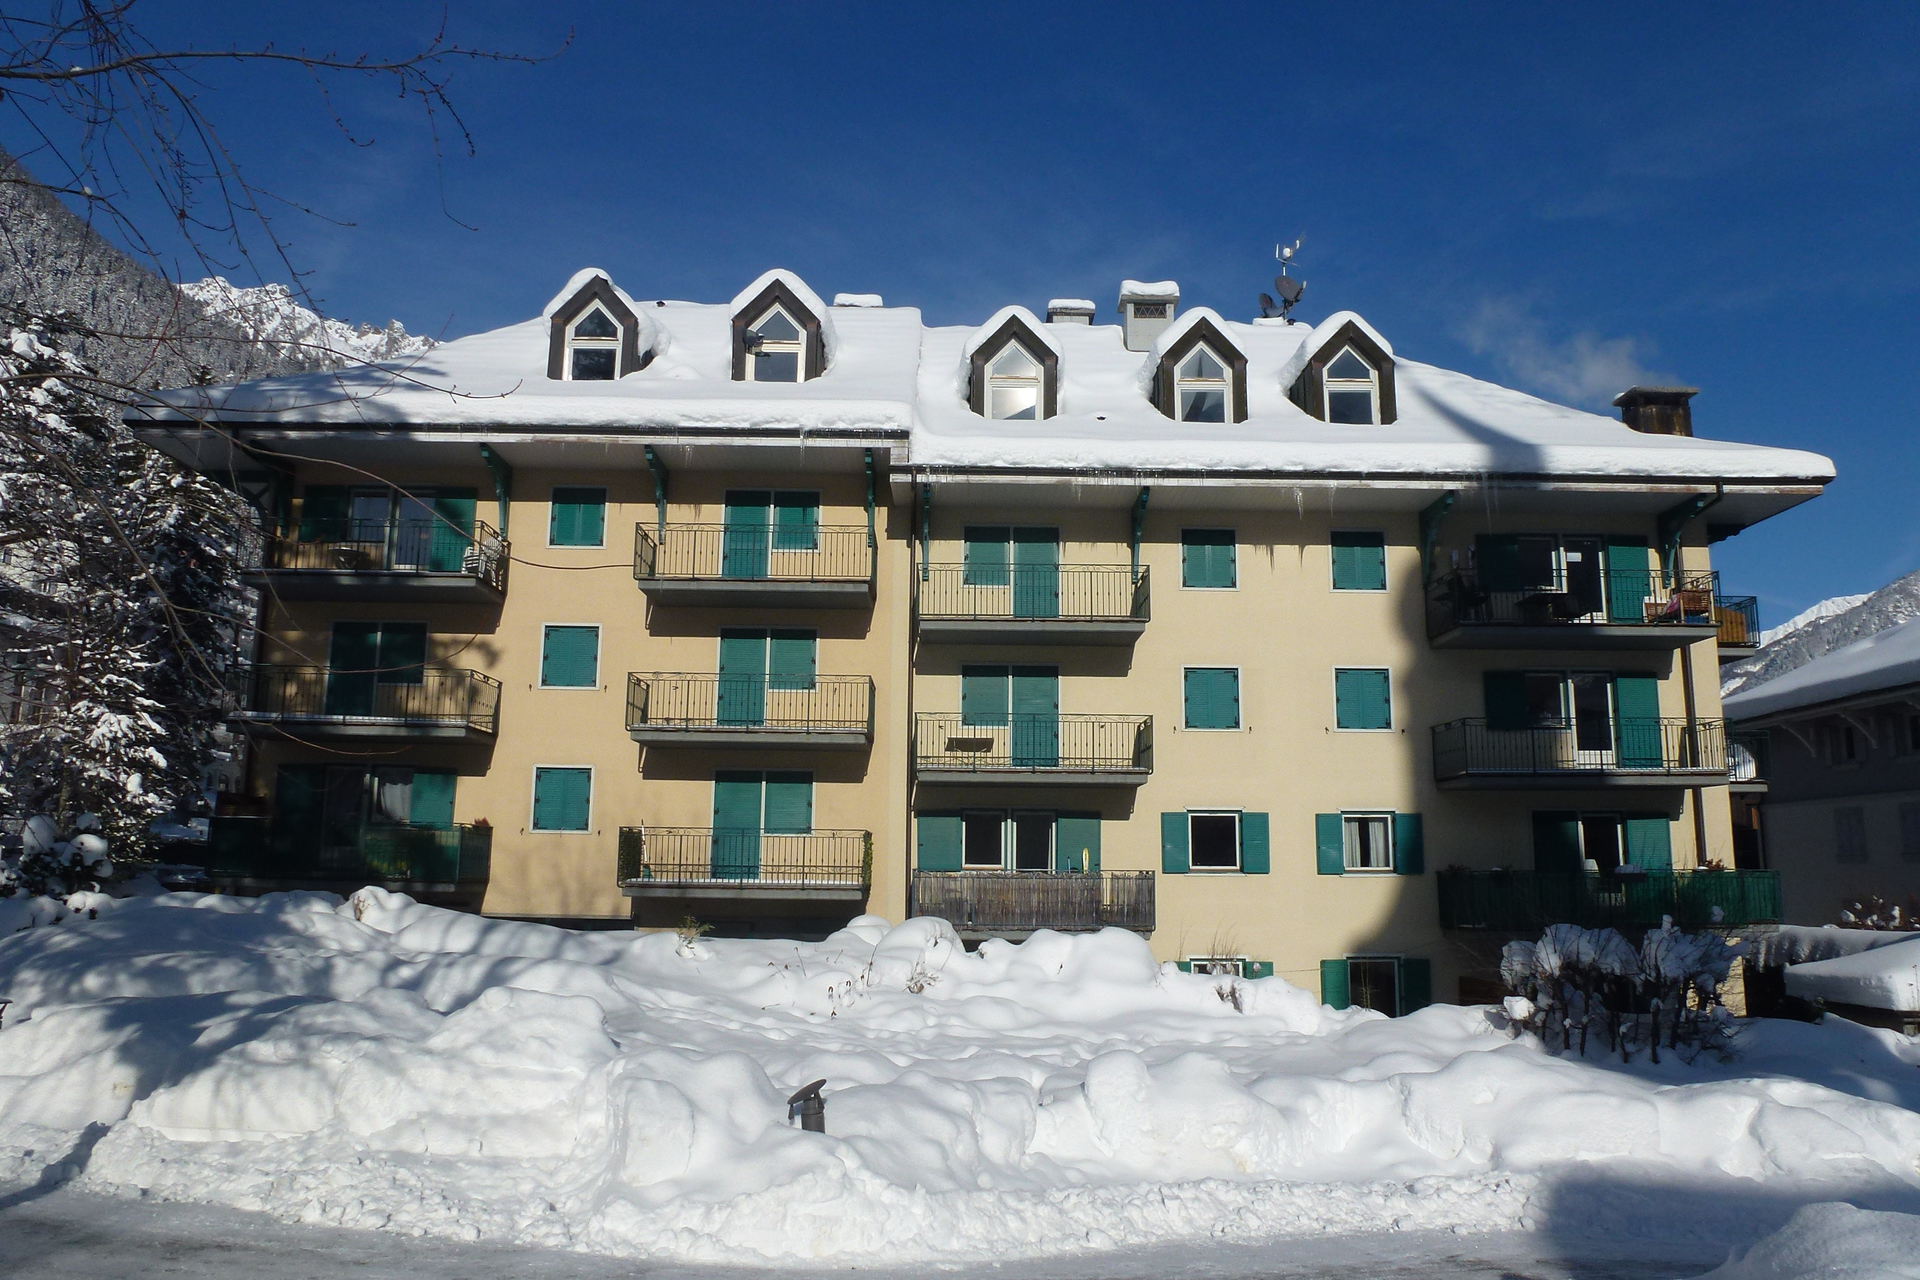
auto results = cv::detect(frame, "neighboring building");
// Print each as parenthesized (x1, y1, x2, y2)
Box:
(132, 267, 1831, 1011)
(1723, 615, 1920, 924)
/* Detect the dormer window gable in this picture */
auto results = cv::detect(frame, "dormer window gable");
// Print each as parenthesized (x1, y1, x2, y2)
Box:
(1286, 316, 1397, 424)
(730, 273, 829, 382)
(1147, 313, 1248, 424)
(544, 270, 650, 381)
(965, 309, 1060, 421)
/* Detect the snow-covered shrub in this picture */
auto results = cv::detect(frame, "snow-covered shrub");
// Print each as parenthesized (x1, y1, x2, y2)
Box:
(1838, 894, 1918, 931)
(0, 813, 115, 902)
(1501, 918, 1740, 1063)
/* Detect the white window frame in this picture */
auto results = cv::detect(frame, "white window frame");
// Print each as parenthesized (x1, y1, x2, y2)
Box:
(960, 809, 1055, 872)
(1322, 345, 1380, 424)
(1174, 343, 1233, 422)
(1187, 809, 1243, 872)
(744, 303, 805, 383)
(537, 622, 601, 691)
(1186, 956, 1248, 977)
(1345, 954, 1402, 1016)
(1331, 665, 1394, 732)
(564, 305, 621, 381)
(529, 764, 594, 834)
(1341, 811, 1396, 872)
(1181, 664, 1243, 731)
(984, 340, 1045, 421)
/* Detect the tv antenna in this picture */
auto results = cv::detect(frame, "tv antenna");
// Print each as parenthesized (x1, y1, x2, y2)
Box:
(1259, 239, 1306, 324)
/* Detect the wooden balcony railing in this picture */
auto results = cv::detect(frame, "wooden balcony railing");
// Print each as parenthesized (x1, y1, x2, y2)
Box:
(910, 870, 1155, 933)
(1437, 868, 1781, 931)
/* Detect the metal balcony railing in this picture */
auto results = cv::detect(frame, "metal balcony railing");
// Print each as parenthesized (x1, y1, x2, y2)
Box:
(235, 664, 501, 734)
(269, 516, 509, 592)
(1436, 868, 1782, 931)
(913, 713, 1153, 774)
(625, 673, 873, 735)
(616, 827, 871, 887)
(1431, 718, 1727, 780)
(206, 815, 492, 885)
(910, 871, 1156, 933)
(1714, 594, 1760, 648)
(917, 564, 1150, 624)
(1428, 569, 1723, 634)
(633, 523, 873, 584)
(1728, 730, 1770, 785)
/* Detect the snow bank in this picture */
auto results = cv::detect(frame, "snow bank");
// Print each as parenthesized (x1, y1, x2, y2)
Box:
(1787, 935, 1920, 1011)
(1695, 1201, 1920, 1278)
(4, 891, 1920, 1266)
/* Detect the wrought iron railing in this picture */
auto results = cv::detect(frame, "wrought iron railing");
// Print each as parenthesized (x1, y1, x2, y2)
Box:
(918, 564, 1150, 623)
(1437, 868, 1781, 931)
(235, 665, 501, 734)
(910, 871, 1156, 933)
(913, 713, 1153, 773)
(270, 516, 508, 592)
(625, 673, 873, 734)
(616, 826, 871, 887)
(1428, 568, 1723, 634)
(633, 523, 873, 584)
(1714, 594, 1760, 648)
(1728, 730, 1770, 784)
(1431, 718, 1727, 779)
(206, 815, 492, 884)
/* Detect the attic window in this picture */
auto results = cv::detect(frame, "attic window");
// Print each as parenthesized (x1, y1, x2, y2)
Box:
(986, 343, 1043, 420)
(1324, 346, 1379, 424)
(1176, 346, 1231, 423)
(566, 306, 621, 381)
(746, 306, 803, 382)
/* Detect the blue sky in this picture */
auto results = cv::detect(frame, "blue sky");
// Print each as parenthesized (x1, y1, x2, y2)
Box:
(29, 1, 1920, 622)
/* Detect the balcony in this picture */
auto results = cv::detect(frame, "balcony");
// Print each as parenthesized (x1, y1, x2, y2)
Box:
(1436, 868, 1782, 931)
(206, 815, 491, 894)
(625, 673, 873, 748)
(247, 517, 508, 603)
(1715, 593, 1760, 658)
(617, 827, 870, 901)
(1728, 730, 1770, 792)
(1431, 718, 1728, 789)
(917, 565, 1150, 646)
(910, 871, 1155, 937)
(230, 665, 501, 741)
(1427, 570, 1724, 651)
(633, 523, 873, 608)
(913, 713, 1152, 787)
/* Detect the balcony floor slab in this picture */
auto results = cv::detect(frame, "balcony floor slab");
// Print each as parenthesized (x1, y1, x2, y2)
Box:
(628, 726, 871, 748)
(243, 569, 503, 605)
(638, 580, 873, 609)
(1428, 623, 1719, 651)
(1437, 769, 1731, 791)
(914, 767, 1151, 788)
(917, 619, 1145, 646)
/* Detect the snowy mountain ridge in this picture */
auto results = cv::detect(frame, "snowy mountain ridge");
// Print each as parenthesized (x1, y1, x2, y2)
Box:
(179, 277, 436, 367)
(1722, 570, 1920, 697)
(1759, 593, 1871, 647)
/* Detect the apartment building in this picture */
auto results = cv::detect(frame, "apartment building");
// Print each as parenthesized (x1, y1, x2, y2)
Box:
(134, 267, 1831, 1010)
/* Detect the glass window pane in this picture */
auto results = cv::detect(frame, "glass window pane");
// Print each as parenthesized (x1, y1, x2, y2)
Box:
(754, 311, 801, 342)
(990, 345, 1039, 377)
(573, 309, 617, 340)
(1182, 349, 1224, 380)
(1327, 348, 1371, 380)
(1523, 674, 1566, 727)
(1582, 817, 1624, 872)
(963, 813, 1004, 868)
(1013, 814, 1053, 871)
(989, 383, 1039, 420)
(1327, 389, 1375, 424)
(1190, 813, 1240, 868)
(571, 348, 616, 380)
(1348, 957, 1399, 1015)
(1180, 389, 1226, 422)
(370, 768, 413, 825)
(754, 349, 800, 382)
(1345, 816, 1392, 870)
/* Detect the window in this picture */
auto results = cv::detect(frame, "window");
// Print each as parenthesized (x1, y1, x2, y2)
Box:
(1900, 802, 1920, 863)
(1334, 668, 1391, 730)
(565, 305, 620, 380)
(1835, 807, 1868, 863)
(1342, 813, 1394, 871)
(745, 305, 803, 382)
(1827, 724, 1861, 766)
(1346, 956, 1401, 1015)
(1189, 811, 1242, 870)
(962, 811, 1054, 871)
(540, 625, 599, 689)
(1183, 667, 1241, 729)
(549, 487, 607, 547)
(1322, 956, 1429, 1015)
(1317, 811, 1422, 876)
(1907, 714, 1920, 755)
(1187, 957, 1246, 978)
(1175, 345, 1231, 422)
(1323, 346, 1379, 424)
(1330, 531, 1387, 591)
(531, 767, 592, 833)
(986, 343, 1043, 421)
(1181, 528, 1236, 589)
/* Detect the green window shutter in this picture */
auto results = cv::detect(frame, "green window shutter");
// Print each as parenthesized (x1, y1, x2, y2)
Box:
(1175, 960, 1194, 974)
(1056, 813, 1101, 873)
(963, 526, 1011, 587)
(1160, 812, 1190, 874)
(917, 812, 963, 871)
(428, 489, 476, 571)
(768, 631, 816, 692)
(1315, 813, 1345, 875)
(1476, 534, 1523, 592)
(772, 491, 820, 551)
(1399, 958, 1433, 1013)
(549, 487, 606, 547)
(1531, 811, 1582, 873)
(1624, 813, 1674, 870)
(1331, 531, 1387, 591)
(532, 767, 591, 832)
(1183, 667, 1240, 729)
(541, 625, 599, 688)
(1614, 675, 1663, 767)
(410, 770, 456, 829)
(1181, 528, 1235, 588)
(1604, 539, 1653, 623)
(1393, 813, 1424, 875)
(298, 486, 350, 541)
(712, 771, 761, 831)
(1240, 811, 1270, 874)
(1484, 671, 1530, 731)
(1246, 960, 1275, 980)
(1335, 668, 1390, 729)
(763, 771, 812, 835)
(1320, 959, 1351, 1010)
(376, 623, 427, 685)
(962, 665, 1010, 727)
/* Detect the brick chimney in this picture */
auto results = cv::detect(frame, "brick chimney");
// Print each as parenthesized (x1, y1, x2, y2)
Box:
(1118, 280, 1179, 351)
(1614, 386, 1699, 437)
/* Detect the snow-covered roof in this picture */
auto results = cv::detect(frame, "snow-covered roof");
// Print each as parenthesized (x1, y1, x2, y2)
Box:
(1785, 934, 1920, 1012)
(1723, 615, 1920, 722)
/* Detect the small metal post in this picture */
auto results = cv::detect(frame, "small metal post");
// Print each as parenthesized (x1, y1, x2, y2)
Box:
(787, 1078, 828, 1133)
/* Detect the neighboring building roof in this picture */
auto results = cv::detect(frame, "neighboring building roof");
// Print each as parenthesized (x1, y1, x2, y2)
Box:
(1785, 934, 1920, 1012)
(1723, 614, 1920, 722)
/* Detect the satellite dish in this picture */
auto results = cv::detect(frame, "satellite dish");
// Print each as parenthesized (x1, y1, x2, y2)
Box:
(1259, 292, 1277, 317)
(1274, 276, 1304, 304)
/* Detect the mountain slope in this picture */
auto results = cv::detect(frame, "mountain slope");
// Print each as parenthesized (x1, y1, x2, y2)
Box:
(1722, 570, 1920, 696)
(180, 277, 434, 367)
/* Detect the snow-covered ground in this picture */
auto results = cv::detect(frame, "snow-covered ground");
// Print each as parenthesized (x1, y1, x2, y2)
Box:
(4, 890, 1920, 1274)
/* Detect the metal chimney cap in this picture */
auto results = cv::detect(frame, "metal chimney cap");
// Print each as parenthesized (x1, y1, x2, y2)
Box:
(1612, 385, 1700, 407)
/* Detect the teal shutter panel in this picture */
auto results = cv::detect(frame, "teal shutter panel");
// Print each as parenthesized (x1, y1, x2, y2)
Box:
(763, 772, 812, 834)
(298, 486, 350, 541)
(1245, 960, 1275, 980)
(1336, 669, 1390, 729)
(1624, 814, 1674, 870)
(963, 526, 1011, 587)
(1476, 534, 1523, 592)
(429, 489, 476, 571)
(1604, 539, 1654, 623)
(717, 630, 769, 725)
(541, 625, 599, 688)
(772, 491, 820, 551)
(722, 491, 773, 578)
(1315, 813, 1345, 875)
(1484, 671, 1530, 731)
(1399, 958, 1433, 1013)
(1240, 812, 1270, 874)
(1331, 531, 1387, 591)
(1010, 527, 1060, 619)
(710, 772, 762, 879)
(962, 665, 1010, 727)
(1614, 674, 1663, 767)
(1181, 529, 1235, 588)
(549, 487, 606, 547)
(410, 770, 456, 829)
(1531, 811, 1582, 873)
(1160, 812, 1190, 874)
(1183, 667, 1240, 729)
(533, 768, 590, 831)
(1056, 813, 1101, 873)
(768, 630, 816, 692)
(1175, 960, 1194, 973)
(325, 622, 379, 716)
(1393, 813, 1424, 875)
(1320, 959, 1352, 1010)
(917, 812, 963, 871)
(376, 623, 427, 686)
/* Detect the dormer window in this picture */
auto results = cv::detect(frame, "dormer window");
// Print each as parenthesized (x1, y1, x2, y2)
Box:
(566, 306, 620, 381)
(1176, 346, 1231, 422)
(746, 306, 803, 382)
(544, 270, 650, 381)
(986, 343, 1042, 420)
(1324, 347, 1379, 424)
(965, 308, 1060, 421)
